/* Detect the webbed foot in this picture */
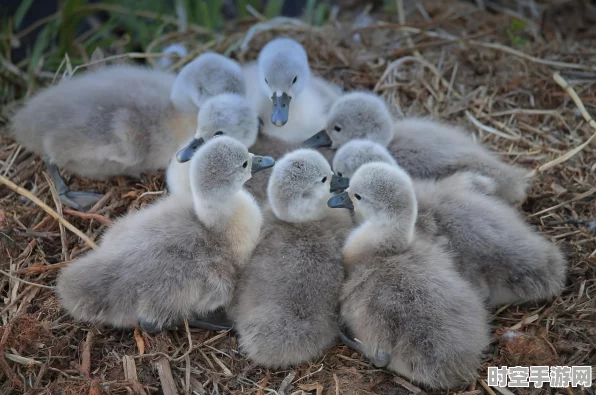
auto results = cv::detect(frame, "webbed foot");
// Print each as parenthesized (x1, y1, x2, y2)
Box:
(170, 308, 234, 331)
(139, 319, 166, 335)
(45, 158, 103, 211)
(187, 308, 233, 331)
(60, 190, 104, 212)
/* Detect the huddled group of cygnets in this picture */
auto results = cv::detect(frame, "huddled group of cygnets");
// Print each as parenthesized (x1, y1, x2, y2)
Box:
(11, 37, 567, 389)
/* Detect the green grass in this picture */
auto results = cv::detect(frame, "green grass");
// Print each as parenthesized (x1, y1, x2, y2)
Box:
(1, 0, 333, 100)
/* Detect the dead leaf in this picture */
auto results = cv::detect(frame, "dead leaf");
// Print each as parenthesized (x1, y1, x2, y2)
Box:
(256, 374, 270, 395)
(121, 190, 140, 199)
(551, 182, 568, 195)
(134, 327, 145, 355)
(89, 378, 101, 395)
(298, 382, 324, 395)
(80, 331, 93, 378)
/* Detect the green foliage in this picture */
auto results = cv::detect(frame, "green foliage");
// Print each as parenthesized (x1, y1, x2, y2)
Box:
(13, 0, 35, 29)
(305, 0, 328, 26)
(506, 18, 528, 47)
(383, 0, 397, 14)
(264, 0, 284, 20)
(28, 21, 59, 75)
(59, 0, 87, 55)
(6, 0, 326, 83)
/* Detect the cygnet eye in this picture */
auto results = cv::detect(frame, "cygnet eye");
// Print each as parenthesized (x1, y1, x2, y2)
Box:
(354, 193, 362, 200)
(337, 172, 342, 177)
(321, 176, 327, 183)
(292, 76, 297, 84)
(334, 126, 342, 132)
(265, 78, 269, 84)
(242, 161, 248, 168)
(214, 131, 224, 136)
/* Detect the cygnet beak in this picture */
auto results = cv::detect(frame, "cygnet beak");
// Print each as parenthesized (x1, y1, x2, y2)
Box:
(338, 323, 390, 368)
(303, 129, 332, 148)
(330, 174, 350, 193)
(251, 155, 275, 174)
(271, 92, 291, 127)
(176, 137, 205, 163)
(185, 308, 234, 331)
(327, 191, 354, 209)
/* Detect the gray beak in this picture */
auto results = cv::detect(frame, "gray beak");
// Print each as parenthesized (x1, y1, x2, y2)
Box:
(303, 129, 332, 148)
(338, 324, 390, 368)
(251, 155, 275, 174)
(176, 137, 205, 163)
(330, 174, 349, 193)
(271, 92, 291, 127)
(327, 191, 353, 209)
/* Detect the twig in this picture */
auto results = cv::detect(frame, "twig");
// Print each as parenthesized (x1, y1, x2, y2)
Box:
(133, 327, 145, 356)
(392, 376, 425, 394)
(509, 313, 540, 331)
(0, 270, 55, 289)
(0, 320, 23, 389)
(472, 42, 596, 72)
(63, 209, 113, 225)
(465, 111, 520, 140)
(154, 357, 178, 395)
(529, 73, 596, 176)
(528, 188, 596, 218)
(69, 52, 182, 77)
(184, 354, 191, 395)
(478, 379, 497, 395)
(80, 331, 94, 378)
(278, 371, 296, 394)
(333, 373, 340, 395)
(173, 318, 193, 362)
(493, 385, 516, 395)
(239, 17, 310, 55)
(44, 172, 69, 261)
(15, 261, 73, 275)
(123, 355, 147, 395)
(533, 218, 596, 227)
(0, 175, 98, 249)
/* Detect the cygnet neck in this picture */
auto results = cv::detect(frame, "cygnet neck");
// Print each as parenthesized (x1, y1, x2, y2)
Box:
(355, 210, 417, 255)
(271, 196, 332, 224)
(192, 188, 246, 230)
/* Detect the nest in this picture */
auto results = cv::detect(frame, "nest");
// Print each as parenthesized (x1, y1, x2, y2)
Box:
(0, 1, 594, 394)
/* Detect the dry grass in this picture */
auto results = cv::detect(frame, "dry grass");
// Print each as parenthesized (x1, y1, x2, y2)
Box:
(1, 1, 595, 394)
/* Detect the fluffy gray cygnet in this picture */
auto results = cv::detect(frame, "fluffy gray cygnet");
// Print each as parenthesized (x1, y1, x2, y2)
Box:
(328, 162, 490, 389)
(57, 136, 274, 333)
(231, 148, 353, 367)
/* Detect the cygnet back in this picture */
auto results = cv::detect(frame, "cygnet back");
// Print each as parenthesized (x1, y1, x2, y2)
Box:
(12, 65, 180, 178)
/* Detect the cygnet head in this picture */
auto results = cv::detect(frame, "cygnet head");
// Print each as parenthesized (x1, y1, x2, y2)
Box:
(267, 149, 335, 223)
(190, 136, 274, 202)
(176, 93, 259, 162)
(258, 38, 311, 127)
(156, 43, 188, 70)
(333, 139, 397, 179)
(304, 92, 393, 150)
(328, 162, 417, 241)
(171, 52, 246, 114)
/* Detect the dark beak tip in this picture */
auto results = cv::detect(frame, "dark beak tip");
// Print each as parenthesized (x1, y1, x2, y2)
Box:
(176, 137, 205, 163)
(327, 191, 354, 209)
(176, 151, 191, 163)
(303, 129, 332, 148)
(251, 156, 276, 173)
